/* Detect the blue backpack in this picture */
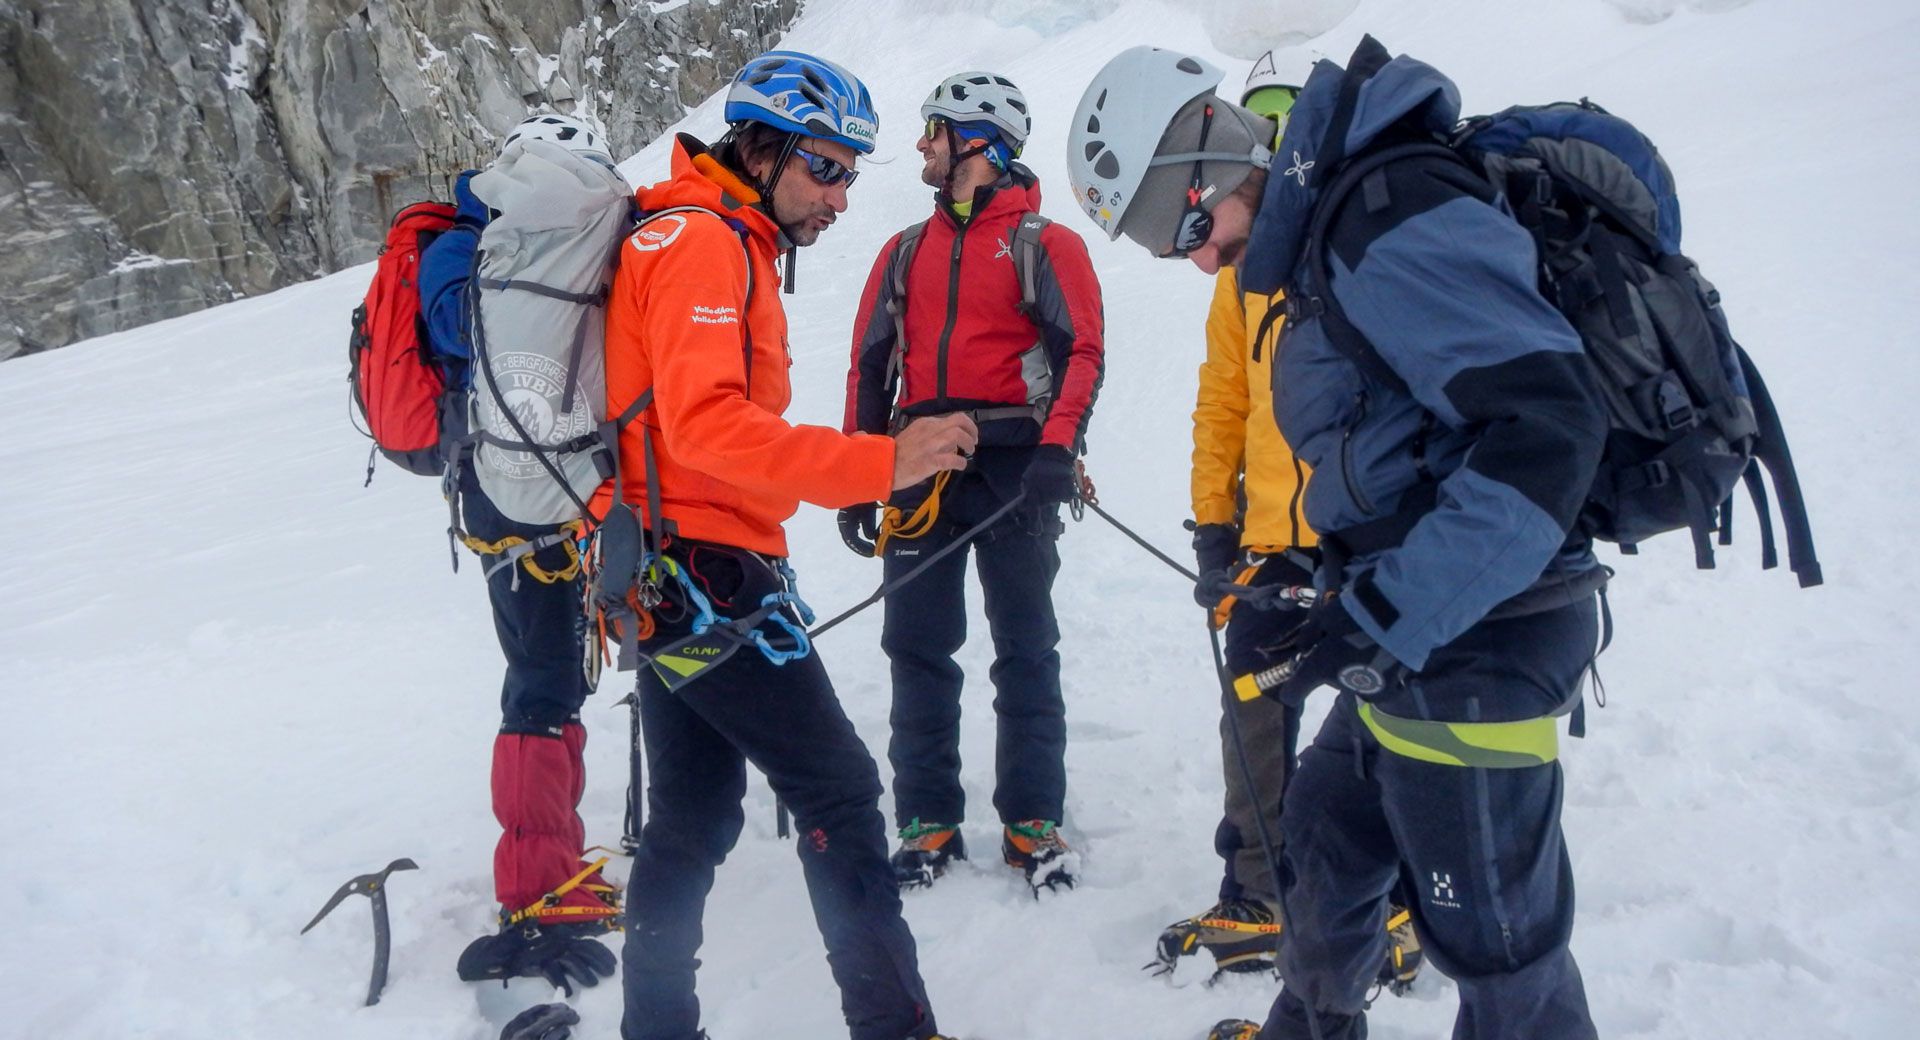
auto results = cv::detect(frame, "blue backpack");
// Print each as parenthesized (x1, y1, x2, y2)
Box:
(1300, 98, 1821, 587)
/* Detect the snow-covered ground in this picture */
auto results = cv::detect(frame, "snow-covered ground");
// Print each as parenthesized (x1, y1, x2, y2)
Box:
(4, 0, 1917, 1037)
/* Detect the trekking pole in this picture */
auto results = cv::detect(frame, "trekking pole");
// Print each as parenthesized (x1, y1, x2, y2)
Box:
(807, 492, 1028, 639)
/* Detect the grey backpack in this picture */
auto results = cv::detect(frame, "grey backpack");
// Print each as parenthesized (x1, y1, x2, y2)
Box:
(467, 140, 633, 524)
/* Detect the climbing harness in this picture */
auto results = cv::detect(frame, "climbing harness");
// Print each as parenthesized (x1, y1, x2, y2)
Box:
(459, 519, 588, 588)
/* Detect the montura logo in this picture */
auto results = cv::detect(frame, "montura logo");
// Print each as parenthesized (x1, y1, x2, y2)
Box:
(1286, 150, 1316, 187)
(994, 237, 1012, 260)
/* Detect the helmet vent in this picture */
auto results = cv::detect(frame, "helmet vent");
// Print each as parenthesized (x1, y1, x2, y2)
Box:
(1177, 57, 1204, 74)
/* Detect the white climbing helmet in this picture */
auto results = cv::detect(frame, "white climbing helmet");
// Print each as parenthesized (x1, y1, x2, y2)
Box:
(1066, 47, 1270, 244)
(921, 71, 1032, 153)
(500, 114, 609, 160)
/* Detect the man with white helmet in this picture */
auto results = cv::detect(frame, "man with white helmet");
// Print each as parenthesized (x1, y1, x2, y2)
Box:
(419, 112, 624, 994)
(839, 71, 1106, 894)
(593, 51, 966, 1040)
(1150, 48, 1420, 993)
(1069, 39, 1607, 1040)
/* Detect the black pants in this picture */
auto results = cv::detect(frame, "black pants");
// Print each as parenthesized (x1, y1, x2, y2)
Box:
(1261, 598, 1599, 1040)
(459, 463, 590, 733)
(620, 548, 935, 1040)
(881, 454, 1065, 828)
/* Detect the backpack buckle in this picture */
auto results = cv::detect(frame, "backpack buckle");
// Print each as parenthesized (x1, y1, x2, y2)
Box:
(1656, 375, 1697, 431)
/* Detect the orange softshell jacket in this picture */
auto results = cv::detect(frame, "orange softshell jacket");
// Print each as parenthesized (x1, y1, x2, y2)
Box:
(596, 135, 895, 557)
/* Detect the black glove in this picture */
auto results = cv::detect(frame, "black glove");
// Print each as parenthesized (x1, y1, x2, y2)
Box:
(1267, 596, 1398, 707)
(1189, 522, 1241, 608)
(1021, 445, 1081, 505)
(500, 1003, 581, 1040)
(457, 926, 617, 998)
(837, 503, 878, 557)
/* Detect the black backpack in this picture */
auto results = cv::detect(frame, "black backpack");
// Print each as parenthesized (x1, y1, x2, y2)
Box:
(1295, 88, 1820, 588)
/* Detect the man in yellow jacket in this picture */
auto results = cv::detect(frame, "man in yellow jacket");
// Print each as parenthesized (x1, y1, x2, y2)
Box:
(1152, 50, 1423, 989)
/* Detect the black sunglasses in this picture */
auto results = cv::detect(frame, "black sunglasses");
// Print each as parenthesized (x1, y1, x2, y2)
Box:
(794, 147, 859, 188)
(1163, 104, 1217, 260)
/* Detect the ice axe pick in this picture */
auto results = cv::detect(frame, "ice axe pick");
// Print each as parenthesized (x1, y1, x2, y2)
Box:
(300, 857, 418, 1006)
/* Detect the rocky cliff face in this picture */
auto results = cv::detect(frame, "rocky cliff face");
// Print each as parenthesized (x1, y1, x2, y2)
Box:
(0, 0, 799, 360)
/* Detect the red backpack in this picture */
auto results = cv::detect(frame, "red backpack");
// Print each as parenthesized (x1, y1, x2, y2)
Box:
(349, 200, 459, 482)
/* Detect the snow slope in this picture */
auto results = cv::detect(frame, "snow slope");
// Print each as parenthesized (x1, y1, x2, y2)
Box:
(4, 1, 1918, 1037)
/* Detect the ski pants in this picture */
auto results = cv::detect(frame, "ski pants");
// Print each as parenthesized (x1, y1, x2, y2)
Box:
(460, 464, 597, 912)
(1216, 557, 1305, 905)
(881, 464, 1066, 829)
(1260, 597, 1598, 1040)
(620, 554, 936, 1040)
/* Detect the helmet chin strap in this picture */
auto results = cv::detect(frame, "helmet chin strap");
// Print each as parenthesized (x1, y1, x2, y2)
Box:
(752, 131, 804, 294)
(941, 123, 994, 208)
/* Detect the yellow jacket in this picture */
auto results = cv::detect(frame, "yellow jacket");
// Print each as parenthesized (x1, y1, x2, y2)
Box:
(1189, 266, 1315, 551)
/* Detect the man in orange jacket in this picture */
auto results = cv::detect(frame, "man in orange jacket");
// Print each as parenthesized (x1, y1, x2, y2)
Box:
(596, 53, 970, 1040)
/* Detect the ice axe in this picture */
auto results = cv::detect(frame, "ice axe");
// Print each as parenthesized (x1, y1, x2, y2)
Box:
(301, 857, 418, 1006)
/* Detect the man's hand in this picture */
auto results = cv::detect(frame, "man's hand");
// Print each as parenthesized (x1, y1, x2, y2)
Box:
(838, 503, 879, 557)
(1268, 596, 1396, 707)
(1190, 522, 1241, 608)
(891, 414, 978, 490)
(1021, 445, 1081, 505)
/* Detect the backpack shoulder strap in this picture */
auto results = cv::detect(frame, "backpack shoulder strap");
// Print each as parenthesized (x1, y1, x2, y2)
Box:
(1010, 212, 1052, 321)
(1733, 343, 1822, 587)
(882, 221, 930, 411)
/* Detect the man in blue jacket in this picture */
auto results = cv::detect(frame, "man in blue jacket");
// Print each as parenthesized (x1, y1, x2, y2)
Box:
(1069, 40, 1609, 1040)
(418, 114, 621, 993)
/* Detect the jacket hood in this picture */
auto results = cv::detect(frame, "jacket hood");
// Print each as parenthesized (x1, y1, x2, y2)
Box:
(1240, 36, 1462, 296)
(636, 134, 784, 248)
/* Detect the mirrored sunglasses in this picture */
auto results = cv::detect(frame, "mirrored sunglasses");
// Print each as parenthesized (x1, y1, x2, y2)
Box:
(795, 147, 858, 187)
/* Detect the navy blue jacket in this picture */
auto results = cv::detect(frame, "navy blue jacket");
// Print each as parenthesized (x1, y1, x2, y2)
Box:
(417, 171, 490, 388)
(1241, 48, 1608, 671)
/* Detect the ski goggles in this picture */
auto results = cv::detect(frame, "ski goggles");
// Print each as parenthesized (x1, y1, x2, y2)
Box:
(1244, 84, 1301, 122)
(1163, 103, 1218, 260)
(794, 147, 859, 188)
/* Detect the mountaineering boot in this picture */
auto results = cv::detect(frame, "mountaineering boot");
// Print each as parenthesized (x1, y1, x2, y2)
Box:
(891, 820, 967, 889)
(1378, 904, 1424, 994)
(1149, 896, 1281, 977)
(1002, 819, 1078, 893)
(458, 918, 617, 996)
(1206, 1020, 1261, 1040)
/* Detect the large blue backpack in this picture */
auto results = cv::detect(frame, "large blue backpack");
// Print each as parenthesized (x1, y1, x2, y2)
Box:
(1298, 94, 1821, 587)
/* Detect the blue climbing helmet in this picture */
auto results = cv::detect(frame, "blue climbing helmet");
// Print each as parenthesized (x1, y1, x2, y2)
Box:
(725, 51, 879, 155)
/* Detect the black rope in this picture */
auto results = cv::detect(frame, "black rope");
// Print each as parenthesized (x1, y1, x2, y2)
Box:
(808, 492, 1027, 638)
(1080, 497, 1199, 582)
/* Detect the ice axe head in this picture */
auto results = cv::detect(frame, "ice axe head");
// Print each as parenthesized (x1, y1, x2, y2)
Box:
(301, 857, 418, 1006)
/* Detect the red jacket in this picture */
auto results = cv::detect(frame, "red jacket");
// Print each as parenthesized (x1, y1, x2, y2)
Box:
(844, 168, 1105, 450)
(593, 135, 895, 557)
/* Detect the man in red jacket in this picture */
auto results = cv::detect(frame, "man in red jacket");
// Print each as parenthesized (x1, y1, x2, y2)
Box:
(841, 72, 1106, 894)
